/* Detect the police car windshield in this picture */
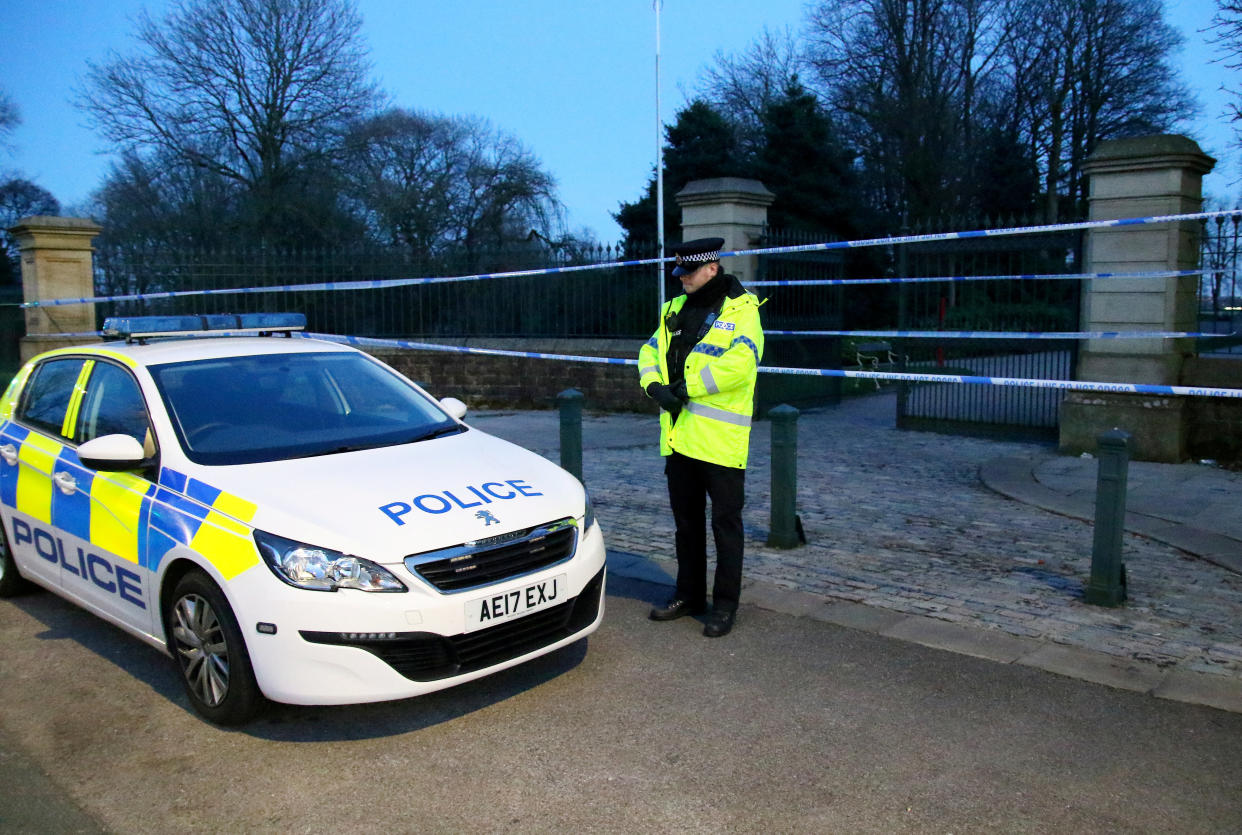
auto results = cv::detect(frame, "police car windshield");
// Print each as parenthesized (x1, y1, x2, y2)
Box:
(149, 351, 461, 465)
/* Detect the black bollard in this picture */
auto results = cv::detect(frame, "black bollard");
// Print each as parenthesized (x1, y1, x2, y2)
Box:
(1084, 428, 1130, 606)
(558, 388, 584, 483)
(767, 404, 802, 548)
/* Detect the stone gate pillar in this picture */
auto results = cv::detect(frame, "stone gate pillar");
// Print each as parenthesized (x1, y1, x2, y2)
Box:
(1059, 135, 1215, 462)
(675, 178, 775, 285)
(11, 216, 103, 362)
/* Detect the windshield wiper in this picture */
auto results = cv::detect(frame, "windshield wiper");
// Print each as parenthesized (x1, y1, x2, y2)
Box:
(405, 424, 464, 443)
(301, 442, 382, 458)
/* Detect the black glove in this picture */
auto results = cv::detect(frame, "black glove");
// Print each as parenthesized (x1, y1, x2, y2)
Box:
(646, 382, 684, 415)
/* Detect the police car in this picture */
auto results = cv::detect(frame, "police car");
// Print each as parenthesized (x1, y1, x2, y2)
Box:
(0, 314, 606, 724)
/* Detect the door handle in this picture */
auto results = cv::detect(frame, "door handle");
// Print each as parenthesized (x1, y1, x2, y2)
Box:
(0, 443, 15, 466)
(53, 471, 77, 495)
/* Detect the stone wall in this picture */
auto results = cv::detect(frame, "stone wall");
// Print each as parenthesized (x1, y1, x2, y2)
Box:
(1182, 356, 1242, 465)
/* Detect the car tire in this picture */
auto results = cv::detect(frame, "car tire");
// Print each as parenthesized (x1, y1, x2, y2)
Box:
(0, 520, 32, 598)
(165, 570, 265, 725)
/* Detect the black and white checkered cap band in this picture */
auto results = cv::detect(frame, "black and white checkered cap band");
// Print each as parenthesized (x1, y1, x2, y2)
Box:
(676, 250, 719, 265)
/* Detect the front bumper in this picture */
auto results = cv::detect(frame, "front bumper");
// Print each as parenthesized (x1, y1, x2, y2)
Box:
(234, 521, 607, 705)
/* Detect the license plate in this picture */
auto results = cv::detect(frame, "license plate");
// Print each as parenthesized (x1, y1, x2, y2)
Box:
(464, 573, 566, 632)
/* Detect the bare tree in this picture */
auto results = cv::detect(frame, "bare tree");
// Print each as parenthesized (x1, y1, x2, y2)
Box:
(91, 151, 241, 250)
(0, 178, 60, 283)
(0, 90, 18, 157)
(1005, 0, 1193, 220)
(343, 109, 563, 262)
(698, 28, 806, 157)
(80, 0, 382, 243)
(1208, 0, 1242, 149)
(798, 0, 1192, 224)
(804, 0, 1019, 221)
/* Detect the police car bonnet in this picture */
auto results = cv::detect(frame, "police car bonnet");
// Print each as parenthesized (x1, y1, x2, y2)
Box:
(670, 237, 724, 276)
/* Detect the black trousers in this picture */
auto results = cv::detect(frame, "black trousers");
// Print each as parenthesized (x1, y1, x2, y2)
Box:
(665, 451, 745, 609)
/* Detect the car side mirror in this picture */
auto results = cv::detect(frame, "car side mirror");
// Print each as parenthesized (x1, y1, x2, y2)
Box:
(77, 433, 149, 471)
(439, 397, 468, 421)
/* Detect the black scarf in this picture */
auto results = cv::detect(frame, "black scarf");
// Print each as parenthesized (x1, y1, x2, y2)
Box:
(666, 272, 733, 386)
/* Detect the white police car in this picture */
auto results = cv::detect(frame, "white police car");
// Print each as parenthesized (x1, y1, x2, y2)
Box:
(0, 314, 605, 724)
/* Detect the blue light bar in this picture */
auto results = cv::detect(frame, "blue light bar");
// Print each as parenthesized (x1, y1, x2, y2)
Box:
(102, 313, 306, 340)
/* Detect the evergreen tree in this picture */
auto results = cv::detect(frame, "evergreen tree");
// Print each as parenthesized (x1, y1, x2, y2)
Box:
(753, 78, 865, 236)
(614, 100, 743, 250)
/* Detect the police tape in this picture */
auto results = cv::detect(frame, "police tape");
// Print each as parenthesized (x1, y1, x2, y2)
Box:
(748, 269, 1205, 287)
(14, 265, 630, 309)
(720, 208, 1242, 261)
(302, 332, 640, 366)
(31, 329, 1242, 399)
(14, 208, 1241, 309)
(767, 329, 1237, 340)
(759, 364, 1242, 399)
(294, 333, 1242, 400)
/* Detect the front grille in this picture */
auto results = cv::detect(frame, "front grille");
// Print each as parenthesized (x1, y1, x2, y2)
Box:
(300, 567, 605, 681)
(405, 519, 578, 592)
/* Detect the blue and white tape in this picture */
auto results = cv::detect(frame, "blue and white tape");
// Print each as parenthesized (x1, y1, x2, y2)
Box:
(30, 329, 1242, 399)
(767, 329, 1236, 340)
(295, 333, 1242, 400)
(302, 332, 639, 367)
(719, 208, 1242, 261)
(760, 364, 1242, 399)
(15, 209, 1241, 309)
(748, 269, 1205, 287)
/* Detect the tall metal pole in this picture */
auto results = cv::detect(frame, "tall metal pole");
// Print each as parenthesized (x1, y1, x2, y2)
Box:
(654, 0, 666, 311)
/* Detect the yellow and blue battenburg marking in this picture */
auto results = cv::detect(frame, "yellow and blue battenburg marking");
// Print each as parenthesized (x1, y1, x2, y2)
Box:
(0, 423, 31, 510)
(149, 468, 259, 578)
(2, 417, 260, 579)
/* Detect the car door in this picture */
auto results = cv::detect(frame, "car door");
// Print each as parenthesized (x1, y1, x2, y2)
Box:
(0, 356, 89, 590)
(58, 359, 159, 635)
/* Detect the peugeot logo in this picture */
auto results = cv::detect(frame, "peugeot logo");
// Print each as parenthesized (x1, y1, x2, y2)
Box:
(475, 509, 501, 526)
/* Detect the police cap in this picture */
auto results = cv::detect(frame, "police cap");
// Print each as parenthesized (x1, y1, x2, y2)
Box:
(670, 237, 725, 276)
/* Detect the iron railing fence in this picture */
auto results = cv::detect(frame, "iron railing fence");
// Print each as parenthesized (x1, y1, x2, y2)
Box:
(892, 216, 1084, 439)
(93, 240, 659, 340)
(750, 217, 1085, 435)
(0, 284, 22, 383)
(750, 226, 852, 409)
(1198, 215, 1242, 355)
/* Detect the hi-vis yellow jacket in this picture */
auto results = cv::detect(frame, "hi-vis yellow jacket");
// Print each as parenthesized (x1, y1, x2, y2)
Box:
(638, 287, 764, 469)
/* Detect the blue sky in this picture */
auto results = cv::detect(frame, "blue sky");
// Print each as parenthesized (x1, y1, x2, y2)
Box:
(0, 0, 1238, 241)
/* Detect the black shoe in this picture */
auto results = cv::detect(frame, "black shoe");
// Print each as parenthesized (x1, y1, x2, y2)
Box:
(703, 607, 736, 637)
(649, 598, 707, 621)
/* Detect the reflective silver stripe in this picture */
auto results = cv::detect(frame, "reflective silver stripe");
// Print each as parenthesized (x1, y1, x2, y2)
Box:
(685, 401, 751, 427)
(700, 365, 719, 395)
(639, 364, 659, 378)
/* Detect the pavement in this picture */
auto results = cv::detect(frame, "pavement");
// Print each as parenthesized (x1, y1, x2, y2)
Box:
(467, 391, 1242, 714)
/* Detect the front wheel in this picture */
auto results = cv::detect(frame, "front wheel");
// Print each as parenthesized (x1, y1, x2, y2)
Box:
(0, 519, 32, 598)
(165, 570, 264, 725)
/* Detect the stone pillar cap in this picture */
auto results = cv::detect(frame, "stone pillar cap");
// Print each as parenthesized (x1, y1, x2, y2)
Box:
(1083, 134, 1215, 176)
(675, 178, 776, 206)
(9, 215, 103, 235)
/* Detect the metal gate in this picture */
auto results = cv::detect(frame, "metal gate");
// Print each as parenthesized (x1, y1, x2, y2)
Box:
(1199, 215, 1242, 356)
(892, 221, 1084, 441)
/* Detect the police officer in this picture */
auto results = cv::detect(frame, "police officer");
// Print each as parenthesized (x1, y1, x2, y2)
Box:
(638, 237, 764, 637)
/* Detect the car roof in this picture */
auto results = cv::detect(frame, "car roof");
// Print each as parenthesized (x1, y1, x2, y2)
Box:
(47, 335, 355, 368)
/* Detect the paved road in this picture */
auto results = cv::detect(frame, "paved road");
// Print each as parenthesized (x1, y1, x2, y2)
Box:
(2, 573, 1242, 833)
(469, 395, 1242, 713)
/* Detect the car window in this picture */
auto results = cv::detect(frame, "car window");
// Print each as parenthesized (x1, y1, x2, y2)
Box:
(149, 351, 457, 465)
(75, 361, 152, 449)
(17, 357, 87, 438)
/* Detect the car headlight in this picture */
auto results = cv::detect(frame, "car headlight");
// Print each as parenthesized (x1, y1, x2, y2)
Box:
(254, 530, 406, 592)
(582, 489, 596, 532)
